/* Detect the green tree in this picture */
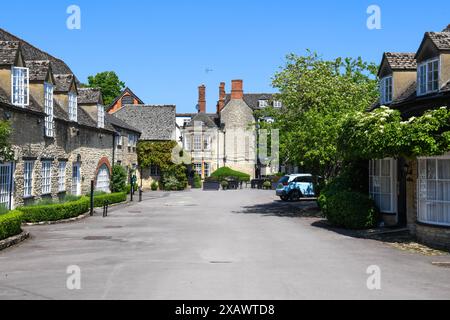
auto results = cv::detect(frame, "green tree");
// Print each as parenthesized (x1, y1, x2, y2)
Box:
(268, 51, 379, 179)
(111, 165, 127, 193)
(0, 120, 13, 162)
(87, 71, 125, 106)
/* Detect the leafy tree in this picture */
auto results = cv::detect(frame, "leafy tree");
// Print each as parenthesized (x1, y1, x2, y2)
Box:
(267, 51, 379, 179)
(0, 121, 13, 162)
(86, 71, 125, 106)
(111, 165, 127, 193)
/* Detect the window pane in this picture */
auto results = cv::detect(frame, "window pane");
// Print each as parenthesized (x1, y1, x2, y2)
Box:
(438, 160, 450, 179)
(427, 159, 436, 179)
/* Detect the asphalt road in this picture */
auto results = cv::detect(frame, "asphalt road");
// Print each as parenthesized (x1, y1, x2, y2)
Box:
(0, 189, 449, 300)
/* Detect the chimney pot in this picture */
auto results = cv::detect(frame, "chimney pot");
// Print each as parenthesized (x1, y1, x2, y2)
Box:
(231, 80, 243, 100)
(198, 84, 206, 113)
(217, 82, 226, 113)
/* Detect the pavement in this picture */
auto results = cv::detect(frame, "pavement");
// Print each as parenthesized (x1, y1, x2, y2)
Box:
(0, 189, 449, 300)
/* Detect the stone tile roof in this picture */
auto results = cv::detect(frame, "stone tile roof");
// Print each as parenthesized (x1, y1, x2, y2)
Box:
(0, 86, 45, 115)
(224, 93, 276, 110)
(26, 60, 51, 81)
(0, 28, 73, 75)
(384, 52, 417, 70)
(186, 113, 219, 128)
(0, 41, 20, 65)
(105, 113, 141, 134)
(427, 31, 450, 50)
(113, 105, 176, 141)
(78, 88, 102, 105)
(54, 74, 74, 93)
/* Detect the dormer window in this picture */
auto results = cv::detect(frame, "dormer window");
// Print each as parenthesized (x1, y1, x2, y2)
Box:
(418, 58, 439, 96)
(68, 92, 77, 122)
(44, 82, 54, 137)
(259, 100, 269, 108)
(273, 101, 282, 108)
(97, 104, 105, 129)
(380, 76, 393, 105)
(11, 67, 29, 107)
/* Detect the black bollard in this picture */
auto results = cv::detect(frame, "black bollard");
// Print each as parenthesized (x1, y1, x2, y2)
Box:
(139, 187, 143, 202)
(90, 180, 94, 216)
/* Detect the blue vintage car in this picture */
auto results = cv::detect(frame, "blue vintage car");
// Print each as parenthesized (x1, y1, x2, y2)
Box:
(276, 174, 316, 201)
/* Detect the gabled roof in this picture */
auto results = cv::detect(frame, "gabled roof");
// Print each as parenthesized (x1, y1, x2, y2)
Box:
(107, 87, 145, 110)
(0, 41, 21, 65)
(415, 30, 450, 59)
(113, 105, 175, 141)
(78, 88, 103, 105)
(0, 28, 74, 75)
(186, 113, 219, 128)
(26, 60, 53, 82)
(105, 113, 141, 134)
(54, 74, 76, 93)
(383, 52, 417, 70)
(224, 93, 276, 110)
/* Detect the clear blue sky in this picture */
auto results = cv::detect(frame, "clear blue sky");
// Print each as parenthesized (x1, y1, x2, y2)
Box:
(1, 0, 449, 113)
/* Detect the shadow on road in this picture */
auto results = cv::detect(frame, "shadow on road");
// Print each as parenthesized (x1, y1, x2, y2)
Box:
(235, 200, 323, 218)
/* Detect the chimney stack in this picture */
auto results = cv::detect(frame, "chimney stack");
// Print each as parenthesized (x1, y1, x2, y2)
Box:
(231, 80, 244, 100)
(198, 84, 206, 113)
(217, 82, 226, 113)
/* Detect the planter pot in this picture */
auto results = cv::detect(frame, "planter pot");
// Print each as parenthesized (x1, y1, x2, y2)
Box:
(203, 181, 221, 191)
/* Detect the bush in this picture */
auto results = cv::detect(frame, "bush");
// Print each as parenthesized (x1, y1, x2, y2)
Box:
(0, 211, 23, 241)
(322, 191, 379, 230)
(93, 192, 127, 207)
(61, 194, 82, 203)
(151, 181, 159, 191)
(111, 165, 127, 193)
(125, 183, 139, 194)
(19, 197, 90, 223)
(192, 174, 202, 189)
(221, 180, 229, 190)
(263, 181, 272, 190)
(210, 167, 251, 182)
(160, 165, 187, 191)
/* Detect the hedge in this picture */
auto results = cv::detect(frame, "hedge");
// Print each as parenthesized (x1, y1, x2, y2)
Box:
(209, 167, 251, 182)
(93, 192, 127, 207)
(18, 197, 90, 223)
(0, 211, 23, 241)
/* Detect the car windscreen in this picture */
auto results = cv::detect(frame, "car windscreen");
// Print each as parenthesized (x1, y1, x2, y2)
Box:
(278, 176, 290, 184)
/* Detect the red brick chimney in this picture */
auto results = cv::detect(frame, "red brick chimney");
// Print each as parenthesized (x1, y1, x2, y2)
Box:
(231, 80, 243, 100)
(217, 82, 226, 113)
(198, 84, 206, 113)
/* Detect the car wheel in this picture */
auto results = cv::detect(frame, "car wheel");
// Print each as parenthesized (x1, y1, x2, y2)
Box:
(289, 190, 301, 202)
(280, 196, 289, 202)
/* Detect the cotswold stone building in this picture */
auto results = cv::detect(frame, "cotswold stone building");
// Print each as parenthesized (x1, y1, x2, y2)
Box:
(0, 28, 133, 209)
(371, 25, 450, 249)
(178, 80, 281, 179)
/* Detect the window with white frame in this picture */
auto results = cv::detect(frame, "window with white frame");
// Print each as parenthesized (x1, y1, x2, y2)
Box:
(193, 163, 202, 176)
(259, 100, 269, 108)
(204, 163, 210, 177)
(96, 164, 110, 193)
(369, 159, 397, 213)
(0, 163, 12, 210)
(12, 67, 29, 107)
(379, 76, 393, 105)
(273, 101, 282, 108)
(41, 161, 52, 195)
(44, 82, 54, 137)
(97, 104, 105, 129)
(58, 162, 66, 192)
(23, 161, 34, 197)
(194, 135, 202, 151)
(203, 135, 211, 151)
(116, 134, 123, 147)
(418, 59, 439, 96)
(184, 135, 191, 151)
(418, 158, 450, 226)
(68, 92, 78, 122)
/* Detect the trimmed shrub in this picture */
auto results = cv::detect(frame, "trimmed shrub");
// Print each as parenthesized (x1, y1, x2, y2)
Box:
(151, 181, 159, 191)
(323, 191, 379, 230)
(210, 167, 251, 182)
(111, 165, 127, 193)
(221, 180, 229, 190)
(263, 181, 272, 190)
(192, 174, 202, 189)
(61, 194, 82, 203)
(93, 192, 127, 208)
(19, 197, 90, 223)
(0, 211, 23, 241)
(160, 165, 188, 191)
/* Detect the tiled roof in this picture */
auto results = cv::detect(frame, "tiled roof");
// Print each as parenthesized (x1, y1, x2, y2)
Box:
(186, 113, 219, 128)
(384, 52, 417, 70)
(0, 28, 73, 75)
(443, 25, 450, 33)
(107, 87, 145, 111)
(0, 86, 45, 115)
(427, 32, 450, 50)
(26, 60, 51, 81)
(105, 113, 141, 134)
(0, 41, 20, 65)
(113, 105, 176, 141)
(54, 74, 74, 93)
(78, 88, 102, 105)
(224, 93, 276, 110)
